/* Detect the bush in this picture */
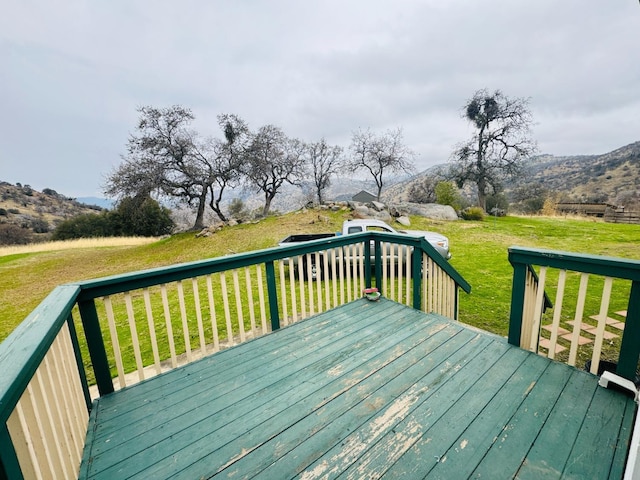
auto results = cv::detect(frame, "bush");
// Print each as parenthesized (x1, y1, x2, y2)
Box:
(435, 181, 463, 211)
(52, 196, 174, 240)
(52, 213, 115, 240)
(486, 193, 508, 216)
(228, 198, 248, 221)
(0, 224, 32, 245)
(31, 218, 50, 233)
(461, 207, 485, 221)
(114, 196, 174, 236)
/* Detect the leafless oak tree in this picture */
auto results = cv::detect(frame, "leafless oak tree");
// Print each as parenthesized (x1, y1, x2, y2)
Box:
(450, 89, 537, 210)
(348, 127, 415, 201)
(244, 125, 306, 216)
(306, 139, 344, 205)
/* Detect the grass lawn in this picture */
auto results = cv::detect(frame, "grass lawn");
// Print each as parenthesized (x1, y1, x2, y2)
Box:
(2, 211, 639, 350)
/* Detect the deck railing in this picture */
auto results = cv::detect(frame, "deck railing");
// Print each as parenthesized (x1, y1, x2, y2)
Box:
(0, 231, 469, 480)
(508, 246, 640, 382)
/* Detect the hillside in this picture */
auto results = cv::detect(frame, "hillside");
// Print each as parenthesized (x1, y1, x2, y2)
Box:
(382, 141, 640, 208)
(521, 141, 640, 204)
(0, 182, 105, 244)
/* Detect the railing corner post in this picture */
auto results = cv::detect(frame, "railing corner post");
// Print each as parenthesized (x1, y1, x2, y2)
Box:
(364, 239, 372, 288)
(617, 280, 640, 381)
(0, 422, 23, 480)
(508, 262, 528, 347)
(265, 261, 280, 331)
(412, 249, 422, 311)
(374, 239, 382, 290)
(77, 298, 114, 396)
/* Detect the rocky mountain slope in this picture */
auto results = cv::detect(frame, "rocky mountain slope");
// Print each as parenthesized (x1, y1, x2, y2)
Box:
(0, 182, 104, 243)
(383, 141, 640, 207)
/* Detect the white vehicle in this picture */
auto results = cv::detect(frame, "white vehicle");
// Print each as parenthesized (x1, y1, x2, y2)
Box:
(279, 219, 451, 278)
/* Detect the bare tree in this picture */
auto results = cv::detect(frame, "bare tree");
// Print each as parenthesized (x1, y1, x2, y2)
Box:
(408, 175, 439, 204)
(306, 139, 343, 204)
(244, 125, 306, 216)
(449, 89, 537, 210)
(347, 127, 415, 201)
(207, 114, 249, 222)
(105, 106, 214, 230)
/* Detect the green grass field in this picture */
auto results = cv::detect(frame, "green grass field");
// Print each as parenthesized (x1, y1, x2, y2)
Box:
(1, 210, 639, 347)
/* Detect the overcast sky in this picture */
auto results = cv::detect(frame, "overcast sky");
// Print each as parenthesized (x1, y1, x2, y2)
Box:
(1, 1, 639, 198)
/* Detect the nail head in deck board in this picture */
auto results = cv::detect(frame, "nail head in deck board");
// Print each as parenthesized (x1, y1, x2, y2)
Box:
(78, 299, 635, 480)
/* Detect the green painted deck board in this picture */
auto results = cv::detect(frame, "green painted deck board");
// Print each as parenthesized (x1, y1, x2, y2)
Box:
(79, 298, 635, 479)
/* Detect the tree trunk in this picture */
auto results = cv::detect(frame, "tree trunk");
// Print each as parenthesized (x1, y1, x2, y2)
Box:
(476, 178, 487, 211)
(262, 193, 273, 217)
(192, 187, 207, 230)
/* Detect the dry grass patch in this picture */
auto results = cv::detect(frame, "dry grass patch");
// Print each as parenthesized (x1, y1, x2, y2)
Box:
(0, 236, 159, 257)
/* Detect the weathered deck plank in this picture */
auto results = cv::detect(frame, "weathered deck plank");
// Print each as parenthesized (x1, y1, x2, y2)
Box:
(79, 298, 635, 479)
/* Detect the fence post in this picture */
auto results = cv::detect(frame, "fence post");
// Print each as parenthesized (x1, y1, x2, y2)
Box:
(374, 239, 382, 290)
(77, 299, 114, 396)
(265, 261, 280, 331)
(0, 423, 23, 480)
(412, 249, 422, 311)
(364, 239, 372, 289)
(508, 262, 528, 346)
(617, 280, 640, 381)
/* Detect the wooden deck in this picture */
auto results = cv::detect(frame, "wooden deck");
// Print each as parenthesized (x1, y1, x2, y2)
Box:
(79, 298, 636, 479)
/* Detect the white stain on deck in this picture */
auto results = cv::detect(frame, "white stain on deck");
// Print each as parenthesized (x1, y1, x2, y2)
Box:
(300, 385, 429, 479)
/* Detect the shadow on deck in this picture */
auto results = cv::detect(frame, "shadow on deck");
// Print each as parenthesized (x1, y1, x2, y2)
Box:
(80, 298, 635, 479)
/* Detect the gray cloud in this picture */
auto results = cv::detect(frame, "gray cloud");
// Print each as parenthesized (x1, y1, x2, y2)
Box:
(1, 0, 638, 196)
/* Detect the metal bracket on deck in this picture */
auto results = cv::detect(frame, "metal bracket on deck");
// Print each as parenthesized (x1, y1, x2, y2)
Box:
(598, 371, 639, 402)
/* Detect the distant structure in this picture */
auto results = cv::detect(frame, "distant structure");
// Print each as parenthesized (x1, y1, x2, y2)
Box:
(554, 202, 640, 224)
(555, 202, 612, 218)
(352, 190, 377, 203)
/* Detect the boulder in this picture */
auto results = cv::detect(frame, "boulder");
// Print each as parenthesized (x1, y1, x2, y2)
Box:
(392, 202, 459, 221)
(396, 216, 411, 227)
(373, 210, 392, 223)
(371, 201, 386, 212)
(354, 205, 371, 217)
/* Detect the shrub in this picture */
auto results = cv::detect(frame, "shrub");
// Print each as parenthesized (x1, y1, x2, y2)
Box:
(486, 193, 508, 216)
(52, 196, 173, 240)
(0, 224, 32, 245)
(31, 218, 50, 234)
(435, 181, 463, 211)
(228, 198, 248, 220)
(461, 207, 485, 221)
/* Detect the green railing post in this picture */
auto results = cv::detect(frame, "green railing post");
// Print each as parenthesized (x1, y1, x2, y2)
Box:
(508, 262, 528, 346)
(265, 261, 280, 331)
(617, 280, 640, 381)
(364, 240, 372, 288)
(0, 424, 22, 480)
(374, 239, 382, 290)
(67, 314, 92, 412)
(412, 249, 422, 311)
(77, 299, 114, 396)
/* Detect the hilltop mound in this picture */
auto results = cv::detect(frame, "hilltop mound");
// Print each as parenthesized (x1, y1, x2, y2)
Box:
(0, 182, 105, 244)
